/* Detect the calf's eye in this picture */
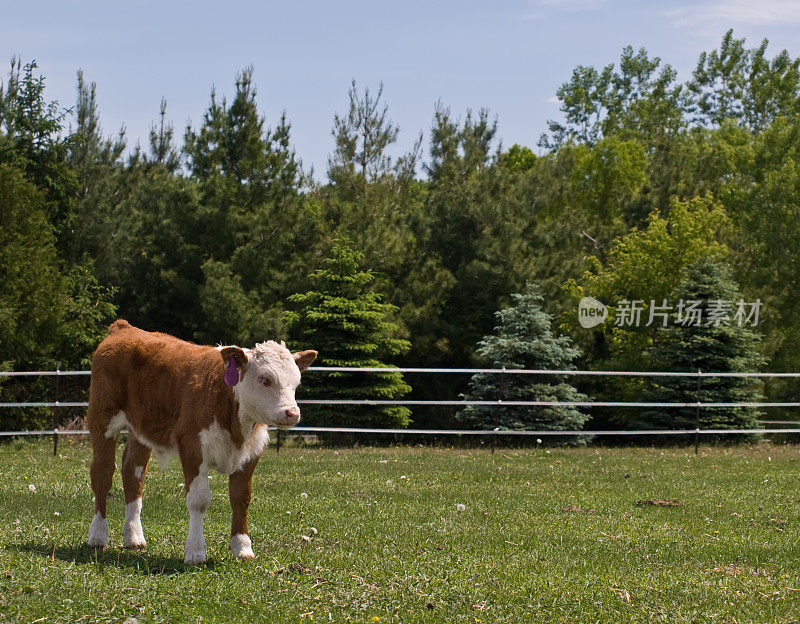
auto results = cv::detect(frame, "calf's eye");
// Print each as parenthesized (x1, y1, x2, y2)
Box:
(260, 377, 272, 387)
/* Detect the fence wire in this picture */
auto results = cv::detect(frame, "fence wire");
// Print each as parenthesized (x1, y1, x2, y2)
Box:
(3, 368, 800, 377)
(3, 427, 800, 438)
(1, 367, 798, 440)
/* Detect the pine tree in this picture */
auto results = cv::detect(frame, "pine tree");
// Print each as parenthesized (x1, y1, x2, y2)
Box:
(636, 258, 765, 431)
(282, 239, 411, 428)
(458, 284, 589, 432)
(328, 80, 420, 190)
(0, 58, 74, 219)
(66, 70, 127, 267)
(183, 67, 308, 343)
(0, 164, 65, 368)
(0, 62, 117, 371)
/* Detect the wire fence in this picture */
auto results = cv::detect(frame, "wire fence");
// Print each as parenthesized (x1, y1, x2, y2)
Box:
(1, 368, 799, 451)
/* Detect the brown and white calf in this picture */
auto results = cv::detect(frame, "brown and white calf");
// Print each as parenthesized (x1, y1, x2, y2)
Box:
(86, 320, 317, 564)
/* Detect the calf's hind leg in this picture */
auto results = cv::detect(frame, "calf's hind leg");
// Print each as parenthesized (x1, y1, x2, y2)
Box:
(87, 416, 118, 549)
(121, 436, 152, 549)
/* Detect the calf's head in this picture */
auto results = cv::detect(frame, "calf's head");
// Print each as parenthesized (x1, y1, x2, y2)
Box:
(220, 342, 317, 428)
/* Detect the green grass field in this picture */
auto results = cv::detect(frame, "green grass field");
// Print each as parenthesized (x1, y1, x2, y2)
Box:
(1, 438, 800, 623)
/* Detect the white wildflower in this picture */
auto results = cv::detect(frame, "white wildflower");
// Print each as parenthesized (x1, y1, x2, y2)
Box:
(456, 504, 466, 512)
(53, 512, 60, 517)
(310, 527, 318, 535)
(28, 484, 36, 493)
(386, 480, 393, 486)
(300, 535, 311, 543)
(300, 492, 308, 500)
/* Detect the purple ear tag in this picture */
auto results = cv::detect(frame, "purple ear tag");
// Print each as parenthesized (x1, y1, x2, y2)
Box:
(224, 356, 240, 386)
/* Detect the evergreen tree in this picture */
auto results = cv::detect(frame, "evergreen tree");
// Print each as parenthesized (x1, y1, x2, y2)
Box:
(421, 105, 510, 364)
(0, 164, 115, 429)
(458, 284, 588, 432)
(0, 61, 117, 369)
(146, 98, 181, 172)
(322, 80, 423, 302)
(328, 80, 420, 190)
(636, 258, 764, 431)
(282, 239, 411, 428)
(0, 58, 74, 222)
(66, 70, 127, 267)
(109, 162, 204, 338)
(184, 67, 308, 343)
(0, 164, 65, 368)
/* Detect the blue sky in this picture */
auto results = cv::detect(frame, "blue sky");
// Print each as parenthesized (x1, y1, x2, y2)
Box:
(4, 0, 800, 177)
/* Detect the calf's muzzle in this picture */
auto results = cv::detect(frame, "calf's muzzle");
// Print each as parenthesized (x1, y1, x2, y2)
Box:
(278, 407, 301, 428)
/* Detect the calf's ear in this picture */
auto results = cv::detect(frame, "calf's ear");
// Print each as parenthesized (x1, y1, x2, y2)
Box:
(219, 346, 248, 385)
(293, 350, 318, 372)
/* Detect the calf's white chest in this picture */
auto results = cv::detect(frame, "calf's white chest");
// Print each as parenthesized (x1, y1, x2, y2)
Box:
(198, 420, 269, 474)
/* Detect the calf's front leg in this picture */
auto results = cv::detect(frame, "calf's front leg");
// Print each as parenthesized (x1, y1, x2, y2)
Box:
(229, 456, 260, 560)
(180, 445, 210, 565)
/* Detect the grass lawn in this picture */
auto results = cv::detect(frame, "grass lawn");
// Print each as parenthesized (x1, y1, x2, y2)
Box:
(1, 438, 800, 623)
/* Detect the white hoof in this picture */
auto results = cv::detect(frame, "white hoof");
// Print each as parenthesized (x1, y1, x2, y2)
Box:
(230, 533, 254, 560)
(184, 538, 207, 565)
(123, 499, 146, 549)
(88, 512, 109, 549)
(124, 532, 146, 550)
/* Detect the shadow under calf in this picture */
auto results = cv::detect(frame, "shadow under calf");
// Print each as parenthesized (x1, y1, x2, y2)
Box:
(11, 541, 207, 574)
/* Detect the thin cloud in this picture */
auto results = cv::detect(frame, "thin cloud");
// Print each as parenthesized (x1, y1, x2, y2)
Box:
(524, 0, 606, 20)
(535, 0, 606, 9)
(664, 0, 800, 27)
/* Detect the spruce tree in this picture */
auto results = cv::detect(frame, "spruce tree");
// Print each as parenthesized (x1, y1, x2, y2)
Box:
(636, 258, 765, 431)
(458, 284, 589, 432)
(282, 239, 411, 428)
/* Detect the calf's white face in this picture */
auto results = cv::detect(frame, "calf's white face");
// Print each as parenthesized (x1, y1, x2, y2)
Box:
(221, 341, 317, 428)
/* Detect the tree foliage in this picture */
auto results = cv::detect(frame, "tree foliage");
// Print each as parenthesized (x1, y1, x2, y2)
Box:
(458, 285, 588, 433)
(0, 62, 116, 371)
(637, 259, 764, 432)
(2, 30, 799, 434)
(282, 240, 411, 428)
(687, 30, 800, 130)
(0, 164, 65, 368)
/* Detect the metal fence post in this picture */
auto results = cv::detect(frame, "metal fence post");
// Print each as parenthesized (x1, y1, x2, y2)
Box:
(492, 367, 505, 454)
(694, 368, 702, 456)
(53, 366, 60, 457)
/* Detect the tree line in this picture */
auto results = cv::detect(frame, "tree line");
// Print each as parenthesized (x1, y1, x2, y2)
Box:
(1, 30, 798, 433)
